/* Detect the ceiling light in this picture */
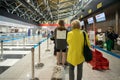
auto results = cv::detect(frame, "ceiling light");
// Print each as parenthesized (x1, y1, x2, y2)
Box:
(27, 0, 30, 3)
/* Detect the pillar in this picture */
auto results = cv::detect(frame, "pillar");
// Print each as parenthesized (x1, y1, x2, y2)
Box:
(115, 10, 119, 34)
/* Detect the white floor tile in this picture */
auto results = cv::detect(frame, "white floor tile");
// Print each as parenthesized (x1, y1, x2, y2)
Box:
(0, 59, 20, 66)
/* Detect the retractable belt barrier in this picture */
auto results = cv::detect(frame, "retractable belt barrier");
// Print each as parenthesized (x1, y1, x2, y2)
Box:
(0, 35, 27, 61)
(0, 34, 47, 80)
(92, 45, 120, 59)
(0, 34, 42, 61)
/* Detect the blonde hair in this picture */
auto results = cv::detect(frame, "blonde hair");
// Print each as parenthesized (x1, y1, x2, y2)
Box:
(71, 20, 80, 29)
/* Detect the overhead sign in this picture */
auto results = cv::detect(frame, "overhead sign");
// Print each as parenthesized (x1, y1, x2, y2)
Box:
(80, 21, 84, 26)
(87, 17, 94, 24)
(95, 12, 106, 22)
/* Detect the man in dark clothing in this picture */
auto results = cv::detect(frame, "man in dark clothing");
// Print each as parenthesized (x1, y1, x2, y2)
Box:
(50, 31, 57, 56)
(106, 27, 118, 51)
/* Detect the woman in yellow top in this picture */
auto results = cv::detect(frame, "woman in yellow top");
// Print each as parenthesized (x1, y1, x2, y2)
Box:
(67, 20, 90, 80)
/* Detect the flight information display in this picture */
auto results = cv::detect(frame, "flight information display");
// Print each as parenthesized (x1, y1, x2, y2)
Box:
(87, 17, 94, 24)
(80, 21, 84, 26)
(95, 12, 106, 22)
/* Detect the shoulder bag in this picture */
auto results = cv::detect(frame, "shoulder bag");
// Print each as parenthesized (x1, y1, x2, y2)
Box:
(83, 32, 93, 62)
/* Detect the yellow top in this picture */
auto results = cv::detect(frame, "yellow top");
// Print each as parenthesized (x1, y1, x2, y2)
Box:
(67, 29, 90, 66)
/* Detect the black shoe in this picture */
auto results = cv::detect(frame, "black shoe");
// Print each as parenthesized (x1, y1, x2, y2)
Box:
(65, 63, 68, 66)
(57, 63, 62, 65)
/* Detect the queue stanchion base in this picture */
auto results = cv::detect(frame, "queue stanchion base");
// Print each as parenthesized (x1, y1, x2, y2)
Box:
(35, 63, 44, 69)
(30, 77, 39, 80)
(45, 49, 50, 52)
(0, 57, 5, 62)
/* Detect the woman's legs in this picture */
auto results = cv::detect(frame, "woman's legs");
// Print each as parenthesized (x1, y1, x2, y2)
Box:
(56, 52, 61, 65)
(57, 49, 67, 66)
(77, 63, 83, 80)
(62, 52, 66, 66)
(69, 63, 75, 80)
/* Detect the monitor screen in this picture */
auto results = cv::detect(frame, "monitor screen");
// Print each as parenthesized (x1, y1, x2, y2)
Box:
(80, 21, 84, 26)
(95, 12, 106, 22)
(87, 17, 94, 24)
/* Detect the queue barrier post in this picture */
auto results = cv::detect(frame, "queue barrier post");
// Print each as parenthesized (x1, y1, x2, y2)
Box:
(35, 43, 44, 68)
(25, 36, 27, 45)
(25, 36, 27, 44)
(23, 36, 26, 47)
(33, 35, 35, 41)
(0, 40, 4, 61)
(12, 36, 14, 45)
(30, 48, 39, 80)
(45, 34, 50, 52)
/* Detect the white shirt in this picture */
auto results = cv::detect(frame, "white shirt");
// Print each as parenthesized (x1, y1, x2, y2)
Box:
(97, 33, 105, 42)
(117, 37, 120, 45)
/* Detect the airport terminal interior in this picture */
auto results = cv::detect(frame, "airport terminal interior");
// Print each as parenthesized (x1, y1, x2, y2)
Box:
(0, 0, 120, 80)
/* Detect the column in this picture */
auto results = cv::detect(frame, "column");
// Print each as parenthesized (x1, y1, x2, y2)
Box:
(115, 10, 119, 34)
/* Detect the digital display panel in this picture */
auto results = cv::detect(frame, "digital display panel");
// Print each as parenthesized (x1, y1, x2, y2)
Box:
(95, 12, 106, 22)
(80, 21, 84, 26)
(87, 17, 94, 24)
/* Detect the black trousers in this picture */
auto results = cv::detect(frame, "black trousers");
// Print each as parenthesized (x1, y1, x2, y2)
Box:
(69, 63, 83, 80)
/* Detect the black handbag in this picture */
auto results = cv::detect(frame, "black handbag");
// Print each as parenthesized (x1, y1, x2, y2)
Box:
(83, 32, 93, 62)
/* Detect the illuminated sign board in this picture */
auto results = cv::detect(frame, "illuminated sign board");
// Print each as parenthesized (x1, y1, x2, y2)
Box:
(87, 17, 94, 24)
(95, 12, 106, 22)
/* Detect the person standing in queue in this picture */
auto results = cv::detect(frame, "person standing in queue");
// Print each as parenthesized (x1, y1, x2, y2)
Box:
(105, 26, 118, 51)
(50, 31, 57, 56)
(67, 20, 90, 80)
(54, 20, 68, 67)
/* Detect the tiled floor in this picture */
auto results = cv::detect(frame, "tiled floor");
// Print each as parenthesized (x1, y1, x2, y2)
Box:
(0, 36, 120, 80)
(0, 59, 20, 66)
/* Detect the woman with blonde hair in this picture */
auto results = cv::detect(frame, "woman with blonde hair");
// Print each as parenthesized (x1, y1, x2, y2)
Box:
(67, 20, 90, 80)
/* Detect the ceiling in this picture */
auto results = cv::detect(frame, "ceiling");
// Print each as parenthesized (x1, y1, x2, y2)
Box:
(0, 0, 92, 23)
(72, 0, 119, 20)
